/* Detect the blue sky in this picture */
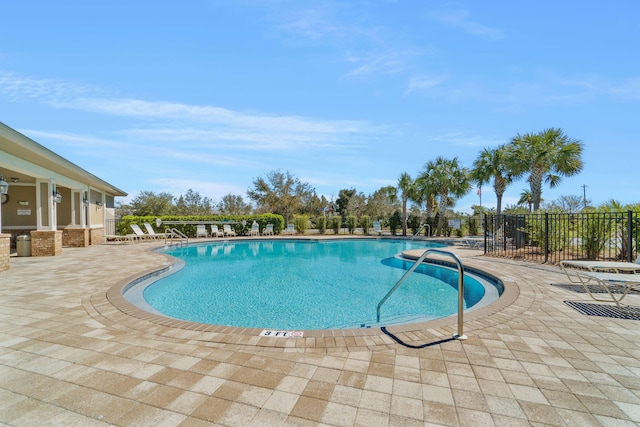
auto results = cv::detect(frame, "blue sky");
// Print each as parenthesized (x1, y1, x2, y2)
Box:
(1, 1, 639, 213)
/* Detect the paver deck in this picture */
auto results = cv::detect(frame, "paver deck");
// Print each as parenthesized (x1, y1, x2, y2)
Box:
(1, 237, 639, 426)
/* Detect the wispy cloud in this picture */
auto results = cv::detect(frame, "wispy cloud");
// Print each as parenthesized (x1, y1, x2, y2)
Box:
(0, 71, 382, 153)
(427, 8, 503, 40)
(267, 3, 424, 79)
(404, 74, 448, 95)
(0, 71, 107, 101)
(429, 131, 504, 148)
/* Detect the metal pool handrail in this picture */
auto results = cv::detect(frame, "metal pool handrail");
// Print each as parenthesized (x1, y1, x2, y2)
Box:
(164, 228, 189, 248)
(410, 223, 431, 239)
(376, 248, 467, 340)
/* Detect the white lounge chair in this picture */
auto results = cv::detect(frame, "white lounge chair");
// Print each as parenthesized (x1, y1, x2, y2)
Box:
(560, 259, 640, 283)
(130, 224, 154, 240)
(223, 224, 237, 237)
(262, 223, 274, 236)
(247, 221, 260, 236)
(572, 270, 640, 307)
(210, 225, 224, 237)
(144, 222, 166, 239)
(105, 234, 136, 244)
(196, 224, 209, 238)
(283, 224, 295, 235)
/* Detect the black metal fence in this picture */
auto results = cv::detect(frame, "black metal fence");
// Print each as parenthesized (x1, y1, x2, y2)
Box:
(484, 211, 639, 264)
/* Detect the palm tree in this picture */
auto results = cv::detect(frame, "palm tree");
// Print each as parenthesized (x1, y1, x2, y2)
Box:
(507, 128, 584, 211)
(518, 189, 534, 213)
(471, 144, 513, 216)
(418, 156, 471, 236)
(397, 172, 417, 236)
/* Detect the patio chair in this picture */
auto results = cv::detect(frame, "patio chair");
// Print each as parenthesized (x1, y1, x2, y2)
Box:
(372, 221, 390, 236)
(560, 259, 640, 283)
(572, 270, 640, 307)
(283, 224, 295, 235)
(105, 234, 136, 244)
(262, 223, 274, 236)
(247, 221, 260, 236)
(196, 224, 209, 238)
(143, 222, 166, 239)
(210, 225, 224, 237)
(130, 224, 154, 240)
(223, 224, 237, 237)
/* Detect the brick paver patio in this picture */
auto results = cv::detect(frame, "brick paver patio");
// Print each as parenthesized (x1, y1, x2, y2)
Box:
(1, 238, 639, 426)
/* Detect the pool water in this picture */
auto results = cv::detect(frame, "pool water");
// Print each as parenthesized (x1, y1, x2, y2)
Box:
(136, 239, 498, 330)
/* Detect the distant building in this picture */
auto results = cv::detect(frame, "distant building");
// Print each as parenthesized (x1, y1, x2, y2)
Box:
(0, 121, 127, 268)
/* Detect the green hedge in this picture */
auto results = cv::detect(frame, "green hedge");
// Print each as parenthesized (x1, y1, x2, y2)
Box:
(118, 213, 285, 237)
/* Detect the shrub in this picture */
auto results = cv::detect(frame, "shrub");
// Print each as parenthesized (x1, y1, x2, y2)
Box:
(389, 211, 402, 235)
(360, 215, 371, 235)
(346, 215, 358, 234)
(329, 216, 341, 234)
(316, 216, 327, 234)
(293, 214, 309, 234)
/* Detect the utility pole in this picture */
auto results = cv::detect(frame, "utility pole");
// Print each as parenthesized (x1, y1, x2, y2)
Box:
(581, 184, 588, 209)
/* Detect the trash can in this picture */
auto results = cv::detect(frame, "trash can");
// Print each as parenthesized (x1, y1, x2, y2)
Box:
(16, 235, 31, 257)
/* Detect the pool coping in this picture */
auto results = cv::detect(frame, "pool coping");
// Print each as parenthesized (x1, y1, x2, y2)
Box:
(96, 237, 522, 350)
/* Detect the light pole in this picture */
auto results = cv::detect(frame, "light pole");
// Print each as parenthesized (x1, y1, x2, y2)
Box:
(0, 175, 9, 233)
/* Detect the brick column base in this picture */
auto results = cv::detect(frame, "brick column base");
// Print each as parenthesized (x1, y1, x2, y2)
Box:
(0, 233, 10, 272)
(90, 228, 105, 245)
(30, 230, 63, 256)
(63, 228, 90, 248)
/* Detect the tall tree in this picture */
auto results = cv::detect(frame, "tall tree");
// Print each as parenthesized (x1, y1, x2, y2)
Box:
(518, 189, 534, 213)
(507, 128, 584, 211)
(246, 170, 315, 223)
(128, 190, 175, 216)
(174, 189, 213, 216)
(471, 145, 512, 216)
(218, 194, 252, 215)
(335, 188, 356, 220)
(418, 156, 471, 236)
(397, 173, 417, 236)
(364, 186, 398, 221)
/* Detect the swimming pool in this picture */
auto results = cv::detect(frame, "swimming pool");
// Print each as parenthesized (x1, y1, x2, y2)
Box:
(124, 239, 502, 330)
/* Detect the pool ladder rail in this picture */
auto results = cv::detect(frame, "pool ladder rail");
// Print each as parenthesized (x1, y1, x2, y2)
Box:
(376, 248, 467, 340)
(164, 228, 189, 248)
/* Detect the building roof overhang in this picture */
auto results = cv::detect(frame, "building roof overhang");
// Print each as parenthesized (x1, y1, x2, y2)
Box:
(0, 121, 127, 197)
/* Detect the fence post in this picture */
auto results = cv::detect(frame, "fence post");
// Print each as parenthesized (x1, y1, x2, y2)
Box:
(628, 210, 633, 262)
(484, 213, 488, 254)
(544, 213, 549, 263)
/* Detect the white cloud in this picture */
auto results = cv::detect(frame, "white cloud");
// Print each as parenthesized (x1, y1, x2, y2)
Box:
(429, 131, 504, 148)
(405, 75, 447, 95)
(427, 9, 503, 40)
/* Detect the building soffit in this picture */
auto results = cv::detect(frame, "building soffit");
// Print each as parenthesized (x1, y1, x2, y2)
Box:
(0, 121, 127, 197)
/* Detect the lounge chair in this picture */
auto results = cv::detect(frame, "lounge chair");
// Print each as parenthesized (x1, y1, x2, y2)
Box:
(130, 224, 154, 240)
(105, 234, 136, 244)
(247, 221, 260, 237)
(144, 222, 166, 239)
(572, 270, 640, 307)
(223, 224, 237, 237)
(262, 223, 274, 236)
(372, 221, 382, 235)
(560, 259, 640, 283)
(210, 225, 224, 237)
(196, 224, 209, 238)
(283, 224, 295, 235)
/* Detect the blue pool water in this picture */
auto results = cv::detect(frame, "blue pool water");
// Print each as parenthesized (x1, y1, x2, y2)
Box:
(132, 239, 500, 330)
